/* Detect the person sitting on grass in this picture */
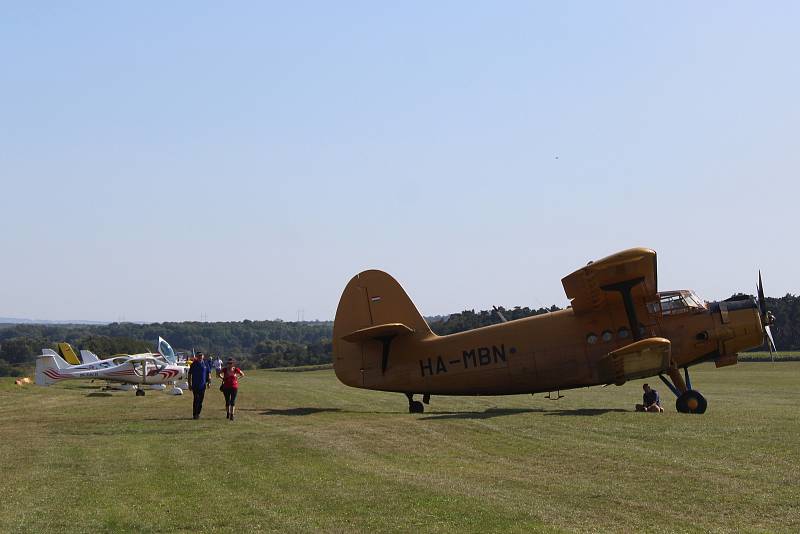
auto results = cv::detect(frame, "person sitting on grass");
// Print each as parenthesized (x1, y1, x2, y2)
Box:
(635, 383, 663, 413)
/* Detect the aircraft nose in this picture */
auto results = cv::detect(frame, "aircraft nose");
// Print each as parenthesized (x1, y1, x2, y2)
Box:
(708, 296, 758, 318)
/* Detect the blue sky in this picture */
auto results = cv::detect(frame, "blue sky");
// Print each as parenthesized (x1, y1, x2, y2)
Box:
(1, 2, 798, 322)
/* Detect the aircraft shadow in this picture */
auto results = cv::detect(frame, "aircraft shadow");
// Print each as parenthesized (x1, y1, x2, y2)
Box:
(421, 407, 629, 420)
(543, 408, 629, 416)
(259, 407, 343, 417)
(86, 392, 114, 397)
(420, 408, 544, 420)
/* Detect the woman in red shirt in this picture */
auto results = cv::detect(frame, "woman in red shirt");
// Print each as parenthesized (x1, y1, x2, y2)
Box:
(218, 358, 245, 420)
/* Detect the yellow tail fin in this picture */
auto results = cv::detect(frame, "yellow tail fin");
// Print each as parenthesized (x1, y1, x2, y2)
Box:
(57, 343, 81, 365)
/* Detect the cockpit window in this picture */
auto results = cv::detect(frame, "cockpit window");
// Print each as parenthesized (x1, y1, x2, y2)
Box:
(647, 291, 706, 317)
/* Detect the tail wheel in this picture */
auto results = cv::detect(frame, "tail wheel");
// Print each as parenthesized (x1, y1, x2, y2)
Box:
(409, 400, 424, 414)
(135, 388, 145, 397)
(676, 390, 707, 414)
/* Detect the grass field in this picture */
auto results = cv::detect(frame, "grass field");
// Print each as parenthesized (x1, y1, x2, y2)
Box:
(1, 363, 798, 533)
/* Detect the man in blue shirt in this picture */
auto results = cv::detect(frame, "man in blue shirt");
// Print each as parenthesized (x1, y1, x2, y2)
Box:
(636, 383, 663, 413)
(188, 352, 212, 419)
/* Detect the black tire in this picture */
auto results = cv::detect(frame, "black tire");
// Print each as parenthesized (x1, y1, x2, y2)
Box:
(136, 389, 145, 397)
(409, 400, 424, 414)
(676, 390, 707, 414)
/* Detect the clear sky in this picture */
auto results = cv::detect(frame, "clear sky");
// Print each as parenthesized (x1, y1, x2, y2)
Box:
(1, 2, 798, 322)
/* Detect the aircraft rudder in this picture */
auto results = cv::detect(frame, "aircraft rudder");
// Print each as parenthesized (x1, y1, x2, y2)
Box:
(57, 343, 81, 365)
(333, 269, 433, 386)
(35, 354, 62, 386)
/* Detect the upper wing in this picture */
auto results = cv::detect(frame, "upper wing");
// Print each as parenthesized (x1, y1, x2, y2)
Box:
(561, 248, 658, 314)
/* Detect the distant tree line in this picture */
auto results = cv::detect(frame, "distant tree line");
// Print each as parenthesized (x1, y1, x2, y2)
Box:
(428, 305, 561, 335)
(763, 295, 799, 351)
(0, 320, 334, 375)
(0, 294, 797, 376)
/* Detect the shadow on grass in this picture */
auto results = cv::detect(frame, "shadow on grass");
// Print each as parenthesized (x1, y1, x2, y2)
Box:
(420, 407, 630, 420)
(259, 407, 343, 416)
(543, 408, 629, 416)
(420, 407, 544, 420)
(86, 392, 114, 397)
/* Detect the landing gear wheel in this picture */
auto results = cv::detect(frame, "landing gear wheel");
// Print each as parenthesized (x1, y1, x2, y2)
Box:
(135, 389, 145, 397)
(409, 400, 424, 414)
(676, 390, 706, 414)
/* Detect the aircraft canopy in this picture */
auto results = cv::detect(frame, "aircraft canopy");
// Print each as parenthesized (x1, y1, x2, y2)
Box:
(647, 290, 706, 316)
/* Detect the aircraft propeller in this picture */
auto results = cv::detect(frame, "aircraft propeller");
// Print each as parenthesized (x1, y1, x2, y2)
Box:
(756, 271, 777, 361)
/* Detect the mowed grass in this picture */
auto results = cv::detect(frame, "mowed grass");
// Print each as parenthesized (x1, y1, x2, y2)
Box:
(0, 363, 798, 533)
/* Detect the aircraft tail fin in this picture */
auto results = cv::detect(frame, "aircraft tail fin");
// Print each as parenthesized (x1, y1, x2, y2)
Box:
(41, 348, 70, 368)
(333, 270, 434, 386)
(35, 352, 69, 386)
(80, 350, 100, 363)
(57, 343, 81, 365)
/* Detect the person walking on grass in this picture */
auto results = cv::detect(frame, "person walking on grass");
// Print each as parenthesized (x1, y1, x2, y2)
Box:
(188, 352, 211, 419)
(218, 357, 244, 421)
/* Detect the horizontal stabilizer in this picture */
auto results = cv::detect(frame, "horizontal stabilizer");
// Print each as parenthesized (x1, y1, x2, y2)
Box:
(599, 337, 671, 385)
(341, 323, 415, 343)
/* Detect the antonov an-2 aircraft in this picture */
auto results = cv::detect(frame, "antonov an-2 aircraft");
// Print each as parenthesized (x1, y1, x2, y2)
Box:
(332, 248, 775, 414)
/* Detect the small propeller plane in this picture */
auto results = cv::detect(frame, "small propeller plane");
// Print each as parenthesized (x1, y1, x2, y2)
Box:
(35, 337, 186, 395)
(36, 353, 186, 395)
(332, 248, 776, 414)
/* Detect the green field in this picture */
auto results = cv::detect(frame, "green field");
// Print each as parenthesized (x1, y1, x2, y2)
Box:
(1, 363, 798, 533)
(739, 351, 800, 361)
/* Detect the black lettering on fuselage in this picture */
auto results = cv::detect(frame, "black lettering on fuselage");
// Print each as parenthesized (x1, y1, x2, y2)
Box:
(463, 349, 476, 368)
(420, 356, 449, 377)
(420, 358, 434, 377)
(463, 344, 507, 369)
(422, 344, 508, 377)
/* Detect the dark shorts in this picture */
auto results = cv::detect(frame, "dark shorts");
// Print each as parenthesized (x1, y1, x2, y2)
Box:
(222, 387, 238, 406)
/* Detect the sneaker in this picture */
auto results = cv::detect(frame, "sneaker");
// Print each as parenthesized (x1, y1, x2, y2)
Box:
(230, 414, 235, 421)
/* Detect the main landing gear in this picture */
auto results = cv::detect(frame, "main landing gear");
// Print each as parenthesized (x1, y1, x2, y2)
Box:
(405, 393, 430, 414)
(658, 365, 707, 414)
(135, 388, 145, 397)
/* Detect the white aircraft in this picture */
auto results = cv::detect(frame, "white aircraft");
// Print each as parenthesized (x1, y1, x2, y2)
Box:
(36, 352, 186, 395)
(55, 337, 179, 368)
(35, 337, 186, 395)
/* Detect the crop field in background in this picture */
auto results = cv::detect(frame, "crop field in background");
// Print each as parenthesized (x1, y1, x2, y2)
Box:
(0, 363, 798, 533)
(739, 351, 800, 361)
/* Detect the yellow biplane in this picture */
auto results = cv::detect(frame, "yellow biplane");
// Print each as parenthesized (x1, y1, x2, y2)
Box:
(332, 248, 775, 414)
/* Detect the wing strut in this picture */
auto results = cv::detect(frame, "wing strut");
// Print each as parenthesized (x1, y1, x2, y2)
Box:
(601, 277, 645, 341)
